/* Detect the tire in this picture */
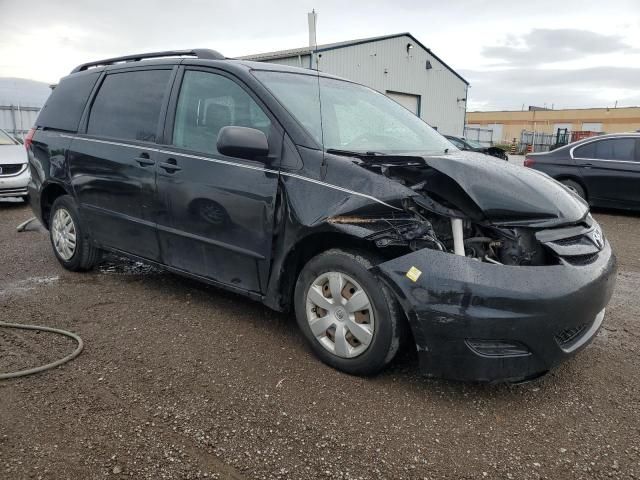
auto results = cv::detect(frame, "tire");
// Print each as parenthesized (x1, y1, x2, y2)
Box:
(294, 248, 402, 376)
(49, 195, 101, 271)
(560, 179, 586, 200)
(21, 195, 30, 204)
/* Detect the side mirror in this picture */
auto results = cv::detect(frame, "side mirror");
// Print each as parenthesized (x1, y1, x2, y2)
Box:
(217, 126, 269, 160)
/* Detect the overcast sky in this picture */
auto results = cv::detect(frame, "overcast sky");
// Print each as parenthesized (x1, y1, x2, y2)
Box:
(1, 0, 638, 111)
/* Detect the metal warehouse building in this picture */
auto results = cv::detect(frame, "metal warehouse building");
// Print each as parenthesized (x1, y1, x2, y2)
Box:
(243, 33, 469, 136)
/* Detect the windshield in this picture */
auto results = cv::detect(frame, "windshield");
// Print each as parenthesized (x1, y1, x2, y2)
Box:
(253, 71, 455, 155)
(464, 139, 486, 149)
(0, 129, 17, 146)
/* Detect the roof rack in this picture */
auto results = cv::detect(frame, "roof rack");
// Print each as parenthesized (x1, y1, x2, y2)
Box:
(70, 49, 225, 73)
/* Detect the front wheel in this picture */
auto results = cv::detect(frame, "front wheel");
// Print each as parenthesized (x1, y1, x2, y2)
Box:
(294, 248, 403, 376)
(49, 195, 101, 271)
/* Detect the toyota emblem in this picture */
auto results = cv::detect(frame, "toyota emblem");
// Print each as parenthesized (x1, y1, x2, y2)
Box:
(591, 229, 604, 249)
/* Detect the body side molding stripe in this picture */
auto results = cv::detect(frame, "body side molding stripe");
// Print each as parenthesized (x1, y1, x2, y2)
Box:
(61, 134, 401, 210)
(81, 203, 266, 259)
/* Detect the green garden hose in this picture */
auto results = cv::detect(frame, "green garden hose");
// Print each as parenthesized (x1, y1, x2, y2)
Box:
(0, 322, 83, 380)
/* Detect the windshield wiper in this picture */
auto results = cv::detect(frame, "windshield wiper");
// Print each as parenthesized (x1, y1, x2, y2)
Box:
(326, 148, 386, 158)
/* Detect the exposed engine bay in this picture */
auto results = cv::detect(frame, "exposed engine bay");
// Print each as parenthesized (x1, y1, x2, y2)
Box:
(330, 208, 548, 266)
(329, 156, 602, 267)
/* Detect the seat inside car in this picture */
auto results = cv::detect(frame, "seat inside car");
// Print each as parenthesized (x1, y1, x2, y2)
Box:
(203, 102, 232, 147)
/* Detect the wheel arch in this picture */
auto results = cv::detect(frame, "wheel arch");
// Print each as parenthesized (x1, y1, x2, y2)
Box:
(270, 231, 377, 312)
(268, 230, 415, 347)
(40, 182, 72, 229)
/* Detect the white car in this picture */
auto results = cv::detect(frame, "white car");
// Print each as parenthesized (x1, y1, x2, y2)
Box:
(0, 128, 30, 201)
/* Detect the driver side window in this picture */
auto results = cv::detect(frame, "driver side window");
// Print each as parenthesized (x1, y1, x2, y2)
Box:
(173, 71, 271, 156)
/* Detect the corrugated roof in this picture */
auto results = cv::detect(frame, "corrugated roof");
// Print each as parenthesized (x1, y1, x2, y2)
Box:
(240, 32, 468, 85)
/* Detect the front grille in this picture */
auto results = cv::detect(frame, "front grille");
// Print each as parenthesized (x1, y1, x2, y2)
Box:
(564, 253, 599, 266)
(0, 187, 28, 196)
(552, 235, 583, 246)
(555, 323, 588, 348)
(539, 225, 603, 262)
(0, 164, 24, 176)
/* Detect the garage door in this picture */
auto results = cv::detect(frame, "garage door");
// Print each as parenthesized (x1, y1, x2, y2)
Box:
(386, 91, 420, 116)
(582, 122, 603, 132)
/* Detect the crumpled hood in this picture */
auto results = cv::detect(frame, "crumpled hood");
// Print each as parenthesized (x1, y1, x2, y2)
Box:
(420, 151, 588, 226)
(0, 144, 28, 165)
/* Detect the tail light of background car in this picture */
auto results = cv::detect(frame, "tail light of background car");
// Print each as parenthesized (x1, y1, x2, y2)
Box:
(524, 156, 535, 168)
(24, 127, 36, 151)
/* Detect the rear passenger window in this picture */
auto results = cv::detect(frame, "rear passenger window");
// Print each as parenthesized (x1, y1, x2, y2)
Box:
(575, 138, 635, 161)
(87, 69, 172, 142)
(172, 70, 271, 155)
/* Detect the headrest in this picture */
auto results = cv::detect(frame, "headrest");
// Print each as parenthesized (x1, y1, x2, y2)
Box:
(205, 103, 232, 129)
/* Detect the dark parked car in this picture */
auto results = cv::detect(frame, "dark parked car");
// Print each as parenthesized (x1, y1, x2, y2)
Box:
(525, 133, 640, 211)
(444, 135, 508, 160)
(26, 50, 616, 382)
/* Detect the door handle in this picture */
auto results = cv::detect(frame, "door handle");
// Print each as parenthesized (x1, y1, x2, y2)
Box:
(159, 158, 181, 173)
(582, 163, 593, 169)
(135, 153, 155, 166)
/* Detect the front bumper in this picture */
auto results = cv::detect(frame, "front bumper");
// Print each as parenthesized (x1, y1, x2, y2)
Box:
(373, 242, 617, 383)
(0, 165, 30, 197)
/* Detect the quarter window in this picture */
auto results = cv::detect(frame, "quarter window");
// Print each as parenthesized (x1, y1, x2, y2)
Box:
(37, 71, 100, 133)
(172, 71, 271, 156)
(574, 138, 636, 161)
(87, 69, 172, 142)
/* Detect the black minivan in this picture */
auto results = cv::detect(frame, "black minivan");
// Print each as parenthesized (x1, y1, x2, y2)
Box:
(27, 49, 616, 382)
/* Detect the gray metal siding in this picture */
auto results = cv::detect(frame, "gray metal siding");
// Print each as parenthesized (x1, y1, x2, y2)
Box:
(255, 35, 466, 135)
(261, 54, 312, 69)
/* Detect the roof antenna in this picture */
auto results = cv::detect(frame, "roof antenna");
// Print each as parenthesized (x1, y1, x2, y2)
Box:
(308, 9, 318, 49)
(309, 10, 328, 180)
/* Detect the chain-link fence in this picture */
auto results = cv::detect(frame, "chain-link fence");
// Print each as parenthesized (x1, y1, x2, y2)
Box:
(519, 129, 603, 153)
(519, 131, 560, 153)
(463, 126, 494, 146)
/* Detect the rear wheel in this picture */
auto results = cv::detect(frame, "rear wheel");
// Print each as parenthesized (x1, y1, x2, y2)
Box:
(294, 248, 402, 376)
(560, 179, 586, 200)
(49, 195, 101, 271)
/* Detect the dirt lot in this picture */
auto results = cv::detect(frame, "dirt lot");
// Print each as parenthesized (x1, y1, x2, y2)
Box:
(1, 200, 639, 480)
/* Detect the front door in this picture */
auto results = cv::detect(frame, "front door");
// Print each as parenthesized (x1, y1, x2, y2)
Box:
(156, 68, 281, 293)
(573, 137, 640, 208)
(69, 68, 174, 261)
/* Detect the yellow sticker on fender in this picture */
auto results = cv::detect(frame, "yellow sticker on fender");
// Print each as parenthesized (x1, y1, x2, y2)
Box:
(406, 266, 422, 282)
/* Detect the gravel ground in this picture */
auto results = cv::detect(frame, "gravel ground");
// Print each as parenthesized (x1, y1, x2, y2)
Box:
(1, 200, 639, 480)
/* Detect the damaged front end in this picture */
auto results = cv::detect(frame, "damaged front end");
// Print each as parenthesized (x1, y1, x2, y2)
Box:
(328, 153, 617, 382)
(334, 152, 602, 268)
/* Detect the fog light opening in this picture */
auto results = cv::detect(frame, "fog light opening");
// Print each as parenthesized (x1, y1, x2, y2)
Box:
(465, 339, 531, 357)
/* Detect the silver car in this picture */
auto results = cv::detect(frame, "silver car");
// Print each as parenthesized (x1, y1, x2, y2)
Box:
(0, 128, 30, 201)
